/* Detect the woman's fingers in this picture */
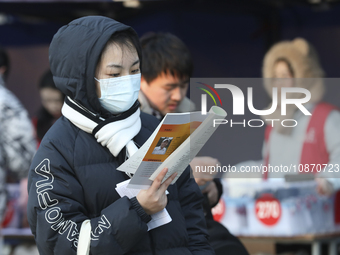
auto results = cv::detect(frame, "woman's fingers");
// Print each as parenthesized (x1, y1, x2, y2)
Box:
(137, 168, 177, 215)
(150, 168, 168, 192)
(159, 172, 177, 193)
(150, 167, 178, 195)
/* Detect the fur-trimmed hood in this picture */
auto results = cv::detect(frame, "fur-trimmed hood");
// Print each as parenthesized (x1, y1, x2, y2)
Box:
(262, 38, 325, 104)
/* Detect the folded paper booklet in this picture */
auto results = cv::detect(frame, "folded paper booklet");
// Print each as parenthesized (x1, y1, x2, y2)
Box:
(117, 106, 227, 189)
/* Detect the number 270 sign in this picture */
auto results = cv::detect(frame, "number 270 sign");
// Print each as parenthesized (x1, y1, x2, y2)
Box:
(255, 195, 282, 226)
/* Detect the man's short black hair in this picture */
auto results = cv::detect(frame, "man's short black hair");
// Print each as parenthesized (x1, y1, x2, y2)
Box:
(0, 46, 9, 81)
(140, 32, 193, 83)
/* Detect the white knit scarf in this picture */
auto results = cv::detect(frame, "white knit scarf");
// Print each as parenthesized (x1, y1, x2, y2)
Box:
(62, 96, 141, 158)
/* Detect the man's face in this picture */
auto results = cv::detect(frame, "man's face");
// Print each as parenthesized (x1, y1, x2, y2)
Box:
(140, 72, 189, 115)
(160, 140, 169, 148)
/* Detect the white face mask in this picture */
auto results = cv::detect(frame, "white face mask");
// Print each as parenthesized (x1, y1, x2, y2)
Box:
(95, 73, 141, 114)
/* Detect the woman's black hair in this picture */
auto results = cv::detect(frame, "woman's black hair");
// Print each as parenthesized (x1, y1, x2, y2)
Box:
(36, 69, 64, 142)
(39, 69, 58, 90)
(99, 29, 143, 72)
(139, 32, 193, 83)
(0, 46, 9, 81)
(275, 57, 295, 78)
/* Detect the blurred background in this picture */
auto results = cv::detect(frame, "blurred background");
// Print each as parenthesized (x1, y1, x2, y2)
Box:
(1, 0, 340, 117)
(1, 1, 340, 255)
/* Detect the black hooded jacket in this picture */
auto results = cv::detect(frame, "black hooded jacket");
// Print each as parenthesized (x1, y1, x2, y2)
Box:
(27, 16, 214, 255)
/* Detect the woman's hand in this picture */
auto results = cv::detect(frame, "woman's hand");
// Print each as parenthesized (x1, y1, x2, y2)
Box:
(137, 168, 177, 215)
(190, 156, 220, 186)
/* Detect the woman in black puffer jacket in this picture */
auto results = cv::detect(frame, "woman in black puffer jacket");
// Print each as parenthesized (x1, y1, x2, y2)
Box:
(27, 16, 214, 255)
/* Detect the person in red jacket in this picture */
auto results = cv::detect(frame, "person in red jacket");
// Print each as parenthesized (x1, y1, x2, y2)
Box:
(262, 38, 340, 194)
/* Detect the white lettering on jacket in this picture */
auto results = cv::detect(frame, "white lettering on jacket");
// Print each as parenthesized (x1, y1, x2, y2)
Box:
(91, 215, 111, 240)
(35, 159, 79, 247)
(35, 158, 111, 248)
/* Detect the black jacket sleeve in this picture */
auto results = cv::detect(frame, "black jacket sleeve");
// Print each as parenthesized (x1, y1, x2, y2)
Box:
(211, 178, 223, 208)
(27, 139, 149, 255)
(176, 167, 215, 255)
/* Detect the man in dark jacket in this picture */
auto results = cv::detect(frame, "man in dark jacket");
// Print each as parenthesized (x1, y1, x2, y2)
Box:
(139, 32, 249, 255)
(138, 32, 222, 212)
(27, 16, 214, 255)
